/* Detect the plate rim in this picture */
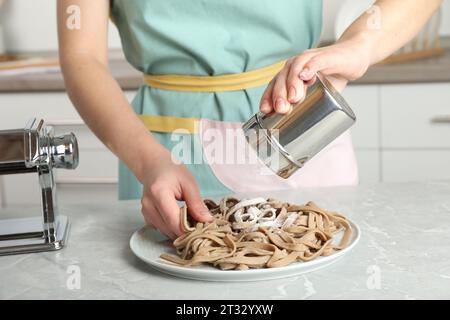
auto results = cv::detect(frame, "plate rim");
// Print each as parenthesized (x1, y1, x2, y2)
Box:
(130, 218, 361, 280)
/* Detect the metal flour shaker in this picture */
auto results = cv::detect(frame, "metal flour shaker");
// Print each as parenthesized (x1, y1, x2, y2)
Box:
(242, 73, 356, 179)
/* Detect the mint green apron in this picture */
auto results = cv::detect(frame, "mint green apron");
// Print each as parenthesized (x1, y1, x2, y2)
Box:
(111, 0, 323, 200)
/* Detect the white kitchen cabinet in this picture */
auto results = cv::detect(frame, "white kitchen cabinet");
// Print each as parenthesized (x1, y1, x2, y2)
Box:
(1, 175, 119, 206)
(380, 83, 450, 148)
(343, 85, 380, 149)
(348, 82, 450, 185)
(0, 177, 6, 208)
(343, 84, 381, 184)
(55, 149, 118, 182)
(57, 183, 119, 205)
(52, 122, 107, 150)
(0, 92, 80, 129)
(354, 149, 380, 184)
(0, 91, 136, 206)
(2, 173, 41, 205)
(0, 91, 136, 129)
(382, 150, 450, 182)
(380, 83, 450, 183)
(1, 82, 449, 206)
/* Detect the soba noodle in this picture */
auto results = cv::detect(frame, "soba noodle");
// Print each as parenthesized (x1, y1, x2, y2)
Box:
(160, 197, 352, 270)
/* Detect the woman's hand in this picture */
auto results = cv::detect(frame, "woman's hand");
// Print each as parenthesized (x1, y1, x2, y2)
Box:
(259, 35, 372, 114)
(58, 0, 211, 241)
(138, 149, 212, 239)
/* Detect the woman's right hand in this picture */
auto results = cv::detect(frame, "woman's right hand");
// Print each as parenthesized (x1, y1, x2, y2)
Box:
(139, 149, 212, 239)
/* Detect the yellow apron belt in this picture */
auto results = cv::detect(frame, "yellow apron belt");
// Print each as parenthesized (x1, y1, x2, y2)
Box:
(143, 60, 286, 93)
(139, 59, 287, 133)
(139, 115, 199, 134)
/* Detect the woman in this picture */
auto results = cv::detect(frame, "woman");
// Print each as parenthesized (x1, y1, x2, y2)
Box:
(58, 0, 442, 239)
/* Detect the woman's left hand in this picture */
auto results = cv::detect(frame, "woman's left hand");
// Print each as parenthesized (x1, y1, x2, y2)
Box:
(259, 36, 372, 114)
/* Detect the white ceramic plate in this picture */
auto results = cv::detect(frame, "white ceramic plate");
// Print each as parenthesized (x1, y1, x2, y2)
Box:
(130, 220, 360, 282)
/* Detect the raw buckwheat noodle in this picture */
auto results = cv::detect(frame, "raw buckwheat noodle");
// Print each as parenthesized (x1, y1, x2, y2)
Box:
(160, 197, 352, 270)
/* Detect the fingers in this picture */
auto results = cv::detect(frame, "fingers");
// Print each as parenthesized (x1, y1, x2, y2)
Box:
(261, 42, 367, 111)
(181, 179, 212, 223)
(140, 166, 213, 240)
(271, 66, 292, 114)
(300, 52, 341, 81)
(260, 51, 319, 114)
(146, 176, 211, 239)
(304, 75, 317, 87)
(259, 79, 275, 113)
(286, 71, 305, 105)
(285, 53, 317, 104)
(141, 197, 177, 239)
(259, 60, 293, 114)
(152, 190, 184, 238)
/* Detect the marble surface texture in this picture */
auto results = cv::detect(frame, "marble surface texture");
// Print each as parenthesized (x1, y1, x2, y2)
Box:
(1, 45, 450, 92)
(1, 181, 450, 300)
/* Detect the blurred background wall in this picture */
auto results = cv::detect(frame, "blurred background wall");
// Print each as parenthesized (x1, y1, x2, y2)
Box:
(0, 0, 449, 53)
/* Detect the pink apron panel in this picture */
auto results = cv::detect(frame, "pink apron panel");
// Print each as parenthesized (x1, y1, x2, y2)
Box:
(199, 119, 359, 193)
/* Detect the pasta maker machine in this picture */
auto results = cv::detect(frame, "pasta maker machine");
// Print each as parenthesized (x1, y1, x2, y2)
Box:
(0, 118, 79, 255)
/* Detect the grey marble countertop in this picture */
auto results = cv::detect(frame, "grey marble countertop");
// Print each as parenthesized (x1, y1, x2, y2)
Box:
(1, 45, 450, 92)
(1, 181, 450, 300)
